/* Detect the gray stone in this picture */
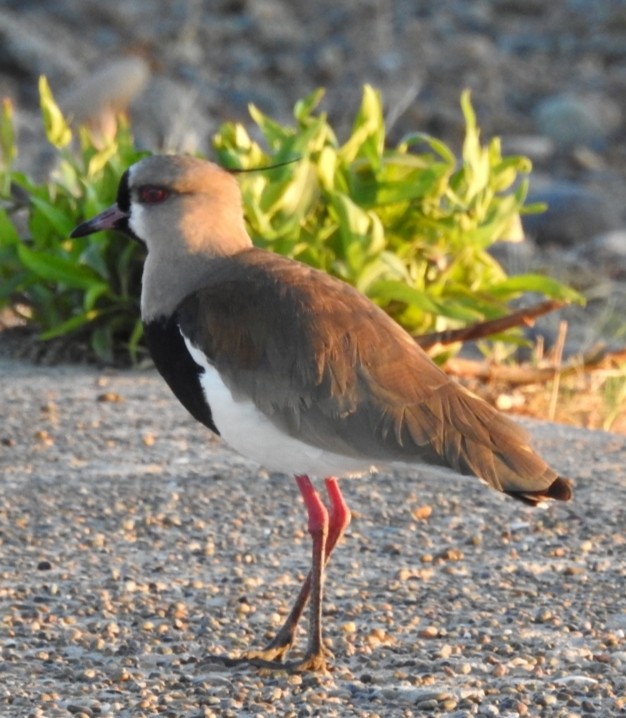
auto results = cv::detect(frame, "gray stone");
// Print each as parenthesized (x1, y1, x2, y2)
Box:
(61, 56, 150, 134)
(523, 179, 621, 246)
(578, 229, 626, 278)
(533, 93, 621, 149)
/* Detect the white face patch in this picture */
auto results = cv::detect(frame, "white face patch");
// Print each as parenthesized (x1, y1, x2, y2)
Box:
(181, 335, 379, 479)
(128, 204, 149, 246)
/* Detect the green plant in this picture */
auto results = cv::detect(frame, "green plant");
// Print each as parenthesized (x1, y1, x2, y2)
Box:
(0, 77, 147, 362)
(0, 80, 580, 364)
(214, 87, 579, 352)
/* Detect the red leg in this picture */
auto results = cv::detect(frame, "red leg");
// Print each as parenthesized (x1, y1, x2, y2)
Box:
(296, 475, 329, 540)
(292, 475, 329, 670)
(234, 477, 350, 671)
(227, 476, 351, 670)
(325, 477, 351, 549)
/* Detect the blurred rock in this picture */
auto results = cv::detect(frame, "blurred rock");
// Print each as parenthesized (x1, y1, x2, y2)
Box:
(248, 0, 305, 46)
(502, 134, 555, 162)
(578, 229, 626, 280)
(523, 179, 622, 246)
(533, 93, 622, 149)
(0, 8, 81, 94)
(488, 235, 538, 276)
(61, 56, 150, 140)
(131, 76, 213, 155)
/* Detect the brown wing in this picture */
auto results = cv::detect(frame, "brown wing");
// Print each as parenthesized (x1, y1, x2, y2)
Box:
(177, 248, 571, 504)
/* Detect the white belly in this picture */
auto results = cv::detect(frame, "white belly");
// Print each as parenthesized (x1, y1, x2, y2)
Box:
(183, 337, 378, 478)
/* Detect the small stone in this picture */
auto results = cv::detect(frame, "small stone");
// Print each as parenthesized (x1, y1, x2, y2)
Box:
(478, 704, 500, 716)
(419, 626, 439, 639)
(539, 694, 558, 707)
(534, 92, 621, 148)
(436, 547, 464, 562)
(37, 559, 52, 571)
(34, 429, 54, 446)
(535, 608, 553, 623)
(442, 698, 458, 711)
(417, 699, 439, 711)
(564, 565, 586, 576)
(524, 179, 620, 246)
(67, 706, 93, 717)
(97, 392, 123, 403)
(412, 505, 433, 520)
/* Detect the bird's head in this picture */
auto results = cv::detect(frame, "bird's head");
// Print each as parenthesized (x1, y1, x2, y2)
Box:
(71, 155, 253, 320)
(71, 155, 252, 258)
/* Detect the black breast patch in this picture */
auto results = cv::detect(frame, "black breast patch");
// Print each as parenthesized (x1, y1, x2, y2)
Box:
(144, 316, 219, 435)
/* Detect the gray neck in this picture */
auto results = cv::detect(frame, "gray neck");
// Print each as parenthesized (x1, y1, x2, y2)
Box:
(141, 250, 214, 321)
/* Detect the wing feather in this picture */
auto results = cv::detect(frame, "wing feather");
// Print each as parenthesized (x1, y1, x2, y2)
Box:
(176, 248, 571, 503)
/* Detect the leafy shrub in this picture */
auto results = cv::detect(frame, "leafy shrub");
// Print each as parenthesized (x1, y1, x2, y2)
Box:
(215, 88, 579, 344)
(0, 79, 579, 364)
(0, 78, 146, 362)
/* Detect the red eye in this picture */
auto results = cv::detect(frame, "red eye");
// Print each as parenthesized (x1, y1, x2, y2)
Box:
(137, 186, 169, 204)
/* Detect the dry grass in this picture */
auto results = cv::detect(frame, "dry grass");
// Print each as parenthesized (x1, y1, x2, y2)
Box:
(519, 358, 626, 434)
(453, 348, 626, 436)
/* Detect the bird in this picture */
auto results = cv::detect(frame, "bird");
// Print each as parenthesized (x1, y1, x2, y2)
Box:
(71, 155, 572, 673)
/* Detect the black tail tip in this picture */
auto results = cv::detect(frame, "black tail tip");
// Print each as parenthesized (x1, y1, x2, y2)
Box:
(547, 476, 573, 502)
(510, 476, 573, 506)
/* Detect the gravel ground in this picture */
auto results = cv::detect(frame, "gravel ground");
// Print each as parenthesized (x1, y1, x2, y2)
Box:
(1, 359, 625, 717)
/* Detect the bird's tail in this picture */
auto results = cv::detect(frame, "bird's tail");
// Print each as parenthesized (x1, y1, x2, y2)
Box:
(507, 475, 573, 506)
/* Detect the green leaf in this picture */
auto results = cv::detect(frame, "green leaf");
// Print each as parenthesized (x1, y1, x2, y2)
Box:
(317, 146, 338, 191)
(294, 88, 326, 124)
(399, 132, 456, 166)
(91, 324, 115, 363)
(84, 282, 111, 311)
(17, 244, 107, 291)
(488, 273, 585, 303)
(0, 98, 17, 168)
(40, 309, 100, 340)
(249, 104, 292, 150)
(88, 143, 120, 177)
(39, 76, 72, 148)
(329, 192, 374, 250)
(371, 167, 449, 206)
(30, 196, 76, 237)
(0, 209, 20, 245)
(126, 319, 144, 364)
(369, 279, 440, 314)
(340, 85, 385, 166)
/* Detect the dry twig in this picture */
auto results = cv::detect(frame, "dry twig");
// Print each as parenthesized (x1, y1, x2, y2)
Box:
(415, 299, 566, 350)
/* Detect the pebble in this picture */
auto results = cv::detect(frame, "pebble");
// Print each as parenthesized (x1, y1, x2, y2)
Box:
(524, 179, 621, 246)
(534, 93, 621, 149)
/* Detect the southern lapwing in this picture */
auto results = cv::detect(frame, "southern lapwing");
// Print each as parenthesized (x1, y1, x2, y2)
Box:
(71, 155, 572, 672)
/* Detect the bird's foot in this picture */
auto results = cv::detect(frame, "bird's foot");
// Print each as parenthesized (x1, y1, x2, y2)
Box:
(204, 635, 293, 669)
(210, 647, 330, 674)
(283, 650, 330, 673)
(234, 624, 297, 663)
(242, 650, 330, 674)
(239, 644, 291, 663)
